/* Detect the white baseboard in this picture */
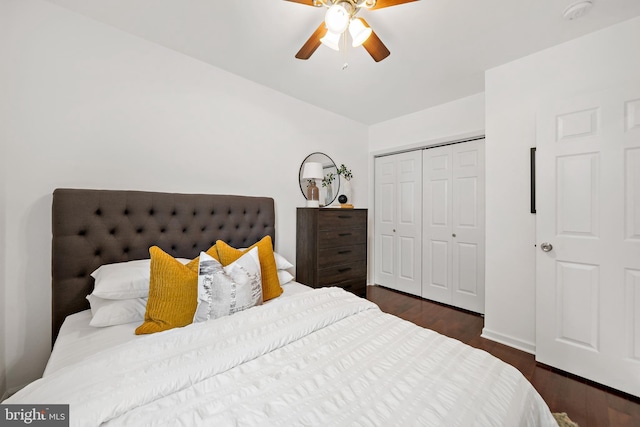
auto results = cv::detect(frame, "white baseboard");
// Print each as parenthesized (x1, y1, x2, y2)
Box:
(481, 328, 536, 355)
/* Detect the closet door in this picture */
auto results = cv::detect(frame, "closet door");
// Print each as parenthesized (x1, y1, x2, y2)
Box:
(422, 146, 454, 304)
(374, 151, 422, 296)
(422, 140, 485, 313)
(451, 141, 485, 313)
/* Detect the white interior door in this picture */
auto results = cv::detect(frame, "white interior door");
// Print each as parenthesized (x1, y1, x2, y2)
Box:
(536, 84, 640, 397)
(422, 140, 485, 313)
(374, 151, 422, 296)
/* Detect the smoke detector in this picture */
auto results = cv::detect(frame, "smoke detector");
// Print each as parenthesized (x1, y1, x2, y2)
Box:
(563, 1, 593, 20)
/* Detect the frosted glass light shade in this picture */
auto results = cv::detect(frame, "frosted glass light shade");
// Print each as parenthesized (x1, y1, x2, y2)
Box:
(320, 31, 341, 51)
(324, 4, 350, 34)
(349, 18, 372, 47)
(302, 162, 323, 180)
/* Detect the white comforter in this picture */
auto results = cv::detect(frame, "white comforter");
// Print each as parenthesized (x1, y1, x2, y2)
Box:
(8, 288, 556, 427)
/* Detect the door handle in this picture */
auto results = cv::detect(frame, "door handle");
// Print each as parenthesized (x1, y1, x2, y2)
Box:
(541, 242, 553, 252)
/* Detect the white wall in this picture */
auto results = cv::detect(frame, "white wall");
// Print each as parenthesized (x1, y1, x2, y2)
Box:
(0, 0, 10, 399)
(368, 93, 485, 153)
(2, 0, 368, 390)
(483, 16, 640, 352)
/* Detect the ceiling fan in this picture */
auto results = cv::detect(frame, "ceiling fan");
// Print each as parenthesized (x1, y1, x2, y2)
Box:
(286, 0, 418, 62)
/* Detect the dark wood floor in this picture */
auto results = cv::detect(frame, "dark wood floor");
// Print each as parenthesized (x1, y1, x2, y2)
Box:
(366, 285, 640, 427)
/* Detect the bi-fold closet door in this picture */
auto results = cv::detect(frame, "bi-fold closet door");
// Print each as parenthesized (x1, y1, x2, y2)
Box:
(374, 150, 423, 296)
(422, 140, 485, 314)
(374, 139, 485, 314)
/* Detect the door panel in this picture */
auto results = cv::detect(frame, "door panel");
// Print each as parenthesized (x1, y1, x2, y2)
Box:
(627, 268, 640, 360)
(422, 140, 485, 313)
(430, 179, 449, 225)
(423, 146, 453, 304)
(380, 235, 394, 276)
(451, 141, 486, 313)
(536, 83, 640, 397)
(374, 151, 422, 295)
(555, 261, 599, 350)
(375, 157, 396, 288)
(456, 242, 478, 295)
(395, 152, 422, 295)
(556, 153, 599, 237)
(626, 147, 640, 240)
(429, 240, 449, 289)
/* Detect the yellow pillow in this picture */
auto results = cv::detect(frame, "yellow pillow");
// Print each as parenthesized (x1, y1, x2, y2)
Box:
(216, 236, 283, 302)
(135, 246, 198, 335)
(185, 244, 219, 272)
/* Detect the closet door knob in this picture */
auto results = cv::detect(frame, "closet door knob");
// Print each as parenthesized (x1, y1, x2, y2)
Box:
(541, 242, 553, 252)
(452, 233, 456, 237)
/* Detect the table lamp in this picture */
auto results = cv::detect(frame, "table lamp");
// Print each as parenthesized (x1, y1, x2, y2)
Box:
(302, 162, 323, 208)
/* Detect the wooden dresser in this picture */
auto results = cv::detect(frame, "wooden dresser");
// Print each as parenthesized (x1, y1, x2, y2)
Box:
(296, 208, 367, 297)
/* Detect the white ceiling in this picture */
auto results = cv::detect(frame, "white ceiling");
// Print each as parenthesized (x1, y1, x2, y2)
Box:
(44, 0, 640, 124)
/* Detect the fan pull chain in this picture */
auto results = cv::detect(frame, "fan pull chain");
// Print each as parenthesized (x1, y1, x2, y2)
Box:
(342, 30, 349, 70)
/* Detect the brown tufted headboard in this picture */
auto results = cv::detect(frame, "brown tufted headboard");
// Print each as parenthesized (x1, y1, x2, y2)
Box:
(51, 188, 275, 344)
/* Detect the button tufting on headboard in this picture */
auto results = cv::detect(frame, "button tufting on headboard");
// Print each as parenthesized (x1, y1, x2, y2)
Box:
(51, 189, 276, 345)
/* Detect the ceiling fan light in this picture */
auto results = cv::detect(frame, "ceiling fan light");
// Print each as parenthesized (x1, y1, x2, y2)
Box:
(324, 4, 350, 34)
(348, 18, 372, 47)
(320, 30, 342, 51)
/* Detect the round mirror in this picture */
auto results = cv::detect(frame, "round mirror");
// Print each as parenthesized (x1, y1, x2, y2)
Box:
(299, 152, 340, 207)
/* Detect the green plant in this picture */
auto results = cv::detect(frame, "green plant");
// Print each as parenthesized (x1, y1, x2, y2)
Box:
(322, 172, 335, 187)
(337, 164, 353, 181)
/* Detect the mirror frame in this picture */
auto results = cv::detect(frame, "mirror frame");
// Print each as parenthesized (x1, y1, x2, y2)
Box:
(299, 152, 340, 206)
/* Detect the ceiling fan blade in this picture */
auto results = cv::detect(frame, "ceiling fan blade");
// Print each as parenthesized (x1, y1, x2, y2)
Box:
(360, 19, 390, 62)
(369, 0, 419, 10)
(284, 0, 318, 6)
(295, 22, 328, 60)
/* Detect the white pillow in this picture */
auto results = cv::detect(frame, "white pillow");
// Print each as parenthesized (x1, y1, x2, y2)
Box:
(86, 294, 147, 327)
(274, 252, 294, 270)
(193, 248, 263, 323)
(240, 249, 293, 271)
(91, 258, 189, 300)
(277, 270, 294, 285)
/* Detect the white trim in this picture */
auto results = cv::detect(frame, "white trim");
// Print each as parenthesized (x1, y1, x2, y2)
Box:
(369, 129, 485, 158)
(481, 328, 536, 355)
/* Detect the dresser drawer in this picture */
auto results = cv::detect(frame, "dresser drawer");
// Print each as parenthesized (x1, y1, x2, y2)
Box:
(333, 279, 366, 297)
(318, 210, 367, 230)
(318, 262, 367, 286)
(318, 244, 366, 269)
(318, 227, 366, 248)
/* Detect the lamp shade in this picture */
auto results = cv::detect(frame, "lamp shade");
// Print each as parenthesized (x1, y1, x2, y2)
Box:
(320, 30, 341, 51)
(349, 18, 372, 47)
(302, 162, 323, 180)
(324, 4, 350, 34)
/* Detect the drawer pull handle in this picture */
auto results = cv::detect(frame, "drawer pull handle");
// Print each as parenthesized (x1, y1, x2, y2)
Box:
(338, 250, 352, 254)
(338, 267, 352, 273)
(338, 233, 352, 237)
(338, 215, 352, 219)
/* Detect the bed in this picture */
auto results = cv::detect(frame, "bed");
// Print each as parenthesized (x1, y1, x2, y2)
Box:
(5, 189, 557, 426)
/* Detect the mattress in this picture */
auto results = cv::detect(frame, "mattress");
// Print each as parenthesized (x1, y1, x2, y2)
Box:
(10, 287, 556, 427)
(44, 281, 313, 376)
